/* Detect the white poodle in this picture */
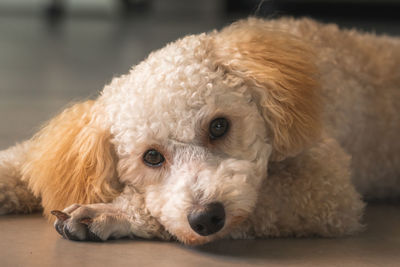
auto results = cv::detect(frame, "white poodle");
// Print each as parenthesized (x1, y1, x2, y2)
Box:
(0, 17, 399, 245)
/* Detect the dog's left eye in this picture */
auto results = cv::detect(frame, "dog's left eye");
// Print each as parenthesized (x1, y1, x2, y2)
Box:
(143, 149, 165, 167)
(209, 118, 229, 140)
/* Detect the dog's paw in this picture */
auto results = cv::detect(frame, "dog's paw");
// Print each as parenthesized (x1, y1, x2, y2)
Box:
(51, 204, 121, 242)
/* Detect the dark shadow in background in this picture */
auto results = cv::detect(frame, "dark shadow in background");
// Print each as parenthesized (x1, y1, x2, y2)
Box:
(227, 0, 400, 35)
(227, 0, 400, 19)
(1, 0, 400, 34)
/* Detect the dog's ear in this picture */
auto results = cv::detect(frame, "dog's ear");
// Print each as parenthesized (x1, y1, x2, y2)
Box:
(22, 101, 122, 218)
(213, 18, 321, 161)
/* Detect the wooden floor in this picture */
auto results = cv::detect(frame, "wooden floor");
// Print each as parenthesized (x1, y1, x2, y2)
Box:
(0, 1, 400, 266)
(1, 204, 400, 267)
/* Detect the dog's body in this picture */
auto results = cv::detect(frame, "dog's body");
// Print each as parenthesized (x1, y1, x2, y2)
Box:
(0, 18, 399, 245)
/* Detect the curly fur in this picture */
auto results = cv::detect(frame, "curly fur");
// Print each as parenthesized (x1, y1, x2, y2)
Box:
(0, 17, 399, 245)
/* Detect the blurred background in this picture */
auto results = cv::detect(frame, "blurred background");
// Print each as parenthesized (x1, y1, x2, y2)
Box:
(0, 0, 399, 149)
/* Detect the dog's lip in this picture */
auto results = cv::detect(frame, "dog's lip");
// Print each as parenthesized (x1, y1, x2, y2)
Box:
(178, 231, 220, 246)
(175, 215, 248, 245)
(167, 222, 224, 245)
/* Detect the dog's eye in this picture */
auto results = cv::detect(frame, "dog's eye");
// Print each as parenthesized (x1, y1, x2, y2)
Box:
(143, 149, 165, 167)
(209, 118, 229, 140)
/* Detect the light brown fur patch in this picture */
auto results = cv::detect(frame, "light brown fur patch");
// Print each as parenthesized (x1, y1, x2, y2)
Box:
(21, 101, 122, 219)
(213, 18, 321, 160)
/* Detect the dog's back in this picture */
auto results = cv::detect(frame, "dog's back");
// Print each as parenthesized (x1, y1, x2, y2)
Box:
(277, 18, 400, 199)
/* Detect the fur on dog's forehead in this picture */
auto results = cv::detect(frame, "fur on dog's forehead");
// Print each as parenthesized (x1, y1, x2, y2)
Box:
(101, 33, 252, 150)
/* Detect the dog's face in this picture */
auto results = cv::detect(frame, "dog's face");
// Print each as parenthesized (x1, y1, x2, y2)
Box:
(25, 19, 320, 245)
(102, 34, 271, 244)
(99, 21, 320, 244)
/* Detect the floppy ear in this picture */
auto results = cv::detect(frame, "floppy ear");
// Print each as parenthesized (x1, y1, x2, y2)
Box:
(22, 100, 122, 218)
(213, 18, 321, 161)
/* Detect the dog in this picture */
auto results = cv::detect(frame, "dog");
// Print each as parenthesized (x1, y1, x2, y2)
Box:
(0, 17, 399, 245)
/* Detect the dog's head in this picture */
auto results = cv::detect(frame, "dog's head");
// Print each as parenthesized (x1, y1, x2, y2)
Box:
(24, 18, 320, 245)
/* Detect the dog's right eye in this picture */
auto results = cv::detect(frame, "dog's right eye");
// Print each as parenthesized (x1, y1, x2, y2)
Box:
(143, 149, 165, 167)
(209, 118, 229, 140)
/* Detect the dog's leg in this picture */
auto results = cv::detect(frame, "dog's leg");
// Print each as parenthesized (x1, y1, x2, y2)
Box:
(51, 186, 170, 241)
(0, 143, 41, 215)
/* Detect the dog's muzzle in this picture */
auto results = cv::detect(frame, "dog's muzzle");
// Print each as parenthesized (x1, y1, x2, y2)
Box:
(187, 202, 225, 236)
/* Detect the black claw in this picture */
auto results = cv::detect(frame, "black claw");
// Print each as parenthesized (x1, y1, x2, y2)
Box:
(62, 225, 81, 241)
(52, 211, 106, 242)
(59, 221, 103, 242)
(54, 221, 64, 236)
(51, 210, 70, 221)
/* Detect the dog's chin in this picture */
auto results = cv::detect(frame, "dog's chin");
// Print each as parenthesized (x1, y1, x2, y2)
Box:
(176, 232, 215, 246)
(171, 215, 247, 246)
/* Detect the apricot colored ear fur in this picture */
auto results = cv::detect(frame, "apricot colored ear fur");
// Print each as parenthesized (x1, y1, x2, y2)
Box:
(214, 18, 321, 160)
(22, 101, 122, 219)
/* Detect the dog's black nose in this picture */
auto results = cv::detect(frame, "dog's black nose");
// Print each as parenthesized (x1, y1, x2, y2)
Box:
(187, 202, 225, 236)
